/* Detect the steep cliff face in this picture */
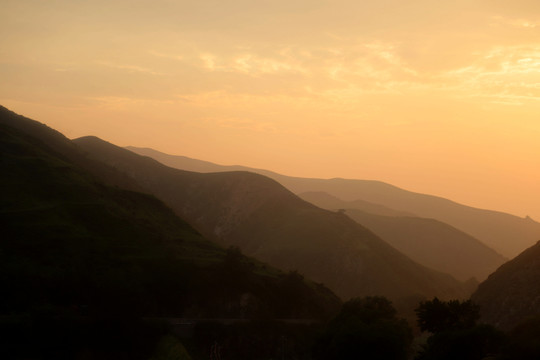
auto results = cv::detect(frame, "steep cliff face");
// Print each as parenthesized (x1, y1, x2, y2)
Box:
(472, 240, 540, 330)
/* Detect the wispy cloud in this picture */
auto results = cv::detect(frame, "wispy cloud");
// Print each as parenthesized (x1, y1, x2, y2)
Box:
(96, 61, 167, 76)
(148, 50, 184, 61)
(439, 45, 540, 104)
(491, 15, 540, 29)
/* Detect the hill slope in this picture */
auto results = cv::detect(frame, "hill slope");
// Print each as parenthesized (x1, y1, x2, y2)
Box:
(299, 191, 415, 217)
(81, 139, 471, 301)
(0, 105, 340, 320)
(299, 192, 507, 282)
(127, 146, 540, 258)
(471, 240, 540, 330)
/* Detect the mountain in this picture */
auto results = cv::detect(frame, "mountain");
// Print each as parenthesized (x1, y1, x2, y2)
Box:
(348, 211, 505, 282)
(343, 210, 506, 282)
(127, 147, 540, 258)
(0, 104, 341, 321)
(471, 240, 540, 330)
(80, 139, 471, 302)
(299, 192, 506, 282)
(299, 191, 415, 217)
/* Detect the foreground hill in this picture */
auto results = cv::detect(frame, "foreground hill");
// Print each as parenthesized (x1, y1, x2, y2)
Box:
(127, 147, 540, 258)
(299, 192, 506, 282)
(79, 139, 471, 302)
(0, 105, 340, 320)
(471, 240, 540, 330)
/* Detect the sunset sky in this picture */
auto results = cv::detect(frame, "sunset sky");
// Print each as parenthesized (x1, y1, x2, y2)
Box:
(1, 0, 539, 220)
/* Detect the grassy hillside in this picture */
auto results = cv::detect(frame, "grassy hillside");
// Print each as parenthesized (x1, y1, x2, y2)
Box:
(80, 138, 471, 302)
(127, 146, 540, 258)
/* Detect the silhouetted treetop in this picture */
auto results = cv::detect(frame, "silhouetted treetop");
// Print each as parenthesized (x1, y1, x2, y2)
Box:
(416, 298, 480, 333)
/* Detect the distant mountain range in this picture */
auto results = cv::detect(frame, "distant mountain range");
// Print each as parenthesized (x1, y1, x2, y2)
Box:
(299, 191, 507, 282)
(127, 146, 540, 259)
(78, 138, 471, 302)
(472, 240, 540, 330)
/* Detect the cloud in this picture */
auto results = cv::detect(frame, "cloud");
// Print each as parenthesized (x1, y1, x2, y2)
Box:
(491, 15, 540, 29)
(96, 61, 167, 76)
(438, 45, 540, 104)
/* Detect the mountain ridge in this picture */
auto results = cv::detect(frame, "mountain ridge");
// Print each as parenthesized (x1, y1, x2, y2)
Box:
(472, 240, 540, 330)
(126, 146, 540, 258)
(299, 191, 507, 282)
(0, 105, 341, 320)
(78, 137, 472, 301)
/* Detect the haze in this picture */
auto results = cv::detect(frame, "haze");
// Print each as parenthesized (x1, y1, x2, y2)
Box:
(1, 0, 539, 219)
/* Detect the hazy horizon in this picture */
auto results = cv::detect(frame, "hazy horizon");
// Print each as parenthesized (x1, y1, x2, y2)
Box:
(1, 0, 539, 220)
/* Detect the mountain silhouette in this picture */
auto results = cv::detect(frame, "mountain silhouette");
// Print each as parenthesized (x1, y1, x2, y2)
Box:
(127, 146, 540, 258)
(299, 191, 506, 282)
(471, 240, 540, 330)
(78, 138, 471, 301)
(299, 191, 416, 217)
(0, 105, 340, 320)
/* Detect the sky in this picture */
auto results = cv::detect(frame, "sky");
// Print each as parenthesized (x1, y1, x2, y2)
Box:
(1, 0, 539, 220)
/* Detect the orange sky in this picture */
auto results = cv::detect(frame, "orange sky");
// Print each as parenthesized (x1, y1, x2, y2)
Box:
(1, 0, 539, 220)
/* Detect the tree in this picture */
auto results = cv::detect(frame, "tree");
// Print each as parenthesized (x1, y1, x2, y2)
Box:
(415, 297, 480, 333)
(416, 324, 504, 360)
(314, 296, 413, 360)
(221, 246, 254, 278)
(415, 298, 503, 360)
(501, 316, 540, 360)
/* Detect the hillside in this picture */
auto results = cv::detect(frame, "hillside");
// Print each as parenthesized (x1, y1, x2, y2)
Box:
(299, 191, 415, 217)
(471, 240, 540, 330)
(299, 192, 506, 281)
(343, 209, 505, 282)
(127, 147, 540, 258)
(81, 139, 471, 302)
(0, 105, 341, 321)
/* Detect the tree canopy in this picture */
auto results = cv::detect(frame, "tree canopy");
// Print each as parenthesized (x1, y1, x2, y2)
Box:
(415, 297, 480, 333)
(314, 296, 413, 360)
